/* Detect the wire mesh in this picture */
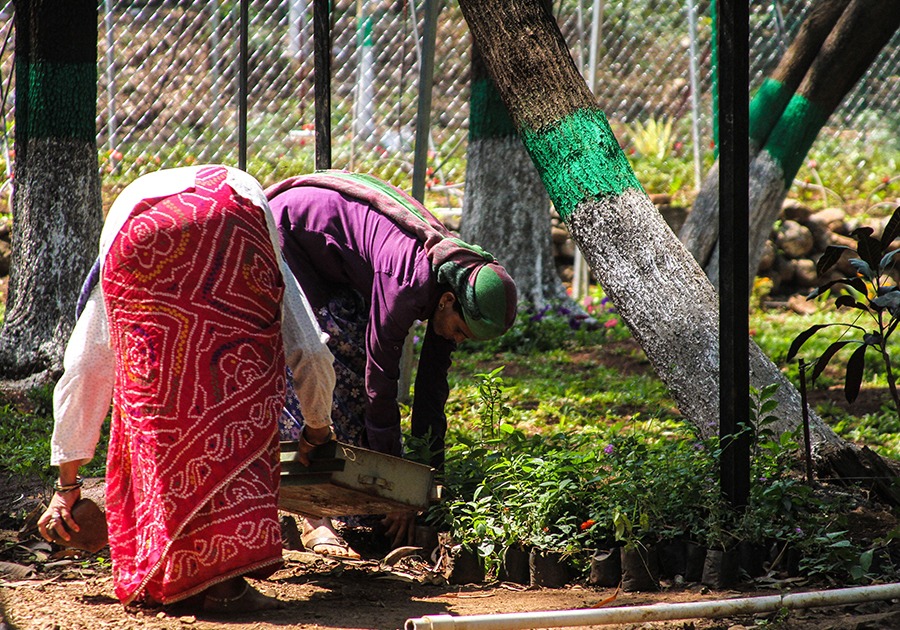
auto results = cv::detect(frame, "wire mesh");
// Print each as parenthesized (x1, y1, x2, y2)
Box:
(0, 0, 898, 210)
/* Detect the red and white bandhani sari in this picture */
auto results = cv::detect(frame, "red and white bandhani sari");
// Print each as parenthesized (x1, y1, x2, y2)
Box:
(102, 166, 286, 605)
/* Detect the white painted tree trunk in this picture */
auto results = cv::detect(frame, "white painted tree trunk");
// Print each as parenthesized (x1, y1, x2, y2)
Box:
(461, 136, 569, 308)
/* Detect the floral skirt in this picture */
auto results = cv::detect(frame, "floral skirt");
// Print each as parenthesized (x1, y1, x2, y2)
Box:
(279, 288, 368, 448)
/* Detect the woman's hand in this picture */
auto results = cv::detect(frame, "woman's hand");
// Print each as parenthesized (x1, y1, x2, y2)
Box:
(381, 511, 417, 549)
(296, 425, 336, 466)
(38, 489, 82, 543)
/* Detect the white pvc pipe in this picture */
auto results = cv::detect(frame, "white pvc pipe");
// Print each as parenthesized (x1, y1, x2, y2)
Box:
(405, 583, 900, 630)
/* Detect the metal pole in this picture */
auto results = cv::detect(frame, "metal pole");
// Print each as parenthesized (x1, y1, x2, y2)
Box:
(288, 0, 307, 59)
(799, 358, 814, 485)
(209, 3, 223, 124)
(103, 0, 117, 169)
(314, 0, 332, 170)
(353, 1, 376, 147)
(686, 0, 702, 190)
(717, 0, 750, 510)
(572, 0, 604, 301)
(411, 0, 439, 202)
(402, 0, 439, 403)
(238, 0, 249, 170)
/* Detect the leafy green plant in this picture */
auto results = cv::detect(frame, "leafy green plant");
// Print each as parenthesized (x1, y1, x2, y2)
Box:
(475, 366, 511, 440)
(787, 205, 900, 414)
(628, 117, 674, 161)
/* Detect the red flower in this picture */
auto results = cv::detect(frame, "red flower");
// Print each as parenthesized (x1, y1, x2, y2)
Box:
(580, 519, 596, 531)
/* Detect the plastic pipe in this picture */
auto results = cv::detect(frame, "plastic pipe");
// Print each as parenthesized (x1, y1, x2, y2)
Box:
(405, 583, 900, 630)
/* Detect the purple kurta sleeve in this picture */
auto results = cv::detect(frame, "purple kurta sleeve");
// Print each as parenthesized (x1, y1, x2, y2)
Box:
(364, 268, 442, 456)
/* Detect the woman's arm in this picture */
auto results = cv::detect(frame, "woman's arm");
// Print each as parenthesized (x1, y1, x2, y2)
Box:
(410, 321, 454, 468)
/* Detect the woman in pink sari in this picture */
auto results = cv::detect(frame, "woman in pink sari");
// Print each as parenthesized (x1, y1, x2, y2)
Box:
(37, 166, 336, 613)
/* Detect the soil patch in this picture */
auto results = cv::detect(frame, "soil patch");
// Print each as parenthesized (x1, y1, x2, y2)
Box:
(2, 474, 899, 630)
(3, 538, 900, 630)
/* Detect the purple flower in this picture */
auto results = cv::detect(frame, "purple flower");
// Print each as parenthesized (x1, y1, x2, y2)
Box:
(604, 444, 615, 455)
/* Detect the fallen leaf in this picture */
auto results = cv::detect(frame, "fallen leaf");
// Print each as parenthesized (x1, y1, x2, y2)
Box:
(0, 561, 36, 580)
(381, 546, 422, 566)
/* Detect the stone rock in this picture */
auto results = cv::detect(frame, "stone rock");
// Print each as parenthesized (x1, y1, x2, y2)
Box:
(556, 237, 577, 260)
(794, 258, 819, 287)
(776, 220, 815, 259)
(809, 207, 847, 234)
(551, 226, 569, 245)
(781, 199, 812, 223)
(775, 258, 798, 285)
(806, 218, 833, 251)
(757, 240, 776, 273)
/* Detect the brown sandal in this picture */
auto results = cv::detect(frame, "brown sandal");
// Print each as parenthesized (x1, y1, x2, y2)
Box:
(302, 534, 361, 560)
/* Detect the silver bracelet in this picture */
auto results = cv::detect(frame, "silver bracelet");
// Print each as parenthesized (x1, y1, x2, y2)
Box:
(299, 426, 336, 450)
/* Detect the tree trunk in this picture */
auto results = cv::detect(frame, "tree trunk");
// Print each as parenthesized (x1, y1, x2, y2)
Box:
(455, 0, 857, 454)
(460, 42, 569, 309)
(680, 0, 850, 271)
(0, 0, 103, 388)
(681, 0, 900, 287)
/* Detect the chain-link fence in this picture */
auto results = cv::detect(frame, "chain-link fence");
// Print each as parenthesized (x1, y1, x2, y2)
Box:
(0, 1, 898, 211)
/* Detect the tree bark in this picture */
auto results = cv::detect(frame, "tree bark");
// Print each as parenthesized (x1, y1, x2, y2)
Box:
(680, 0, 900, 287)
(1, 0, 103, 388)
(680, 0, 850, 271)
(455, 0, 847, 449)
(460, 42, 568, 309)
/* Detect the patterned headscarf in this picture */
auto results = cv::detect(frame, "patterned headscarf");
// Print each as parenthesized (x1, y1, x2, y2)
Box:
(265, 171, 517, 340)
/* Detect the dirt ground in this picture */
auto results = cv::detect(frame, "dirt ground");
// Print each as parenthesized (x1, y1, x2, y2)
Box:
(3, 540, 900, 630)
(2, 478, 899, 630)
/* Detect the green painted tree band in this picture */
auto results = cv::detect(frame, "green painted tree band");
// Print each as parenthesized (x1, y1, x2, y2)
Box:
(17, 60, 96, 143)
(748, 78, 792, 148)
(521, 108, 642, 222)
(469, 77, 517, 140)
(763, 95, 829, 185)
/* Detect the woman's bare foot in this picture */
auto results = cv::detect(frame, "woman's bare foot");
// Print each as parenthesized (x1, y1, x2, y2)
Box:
(299, 515, 361, 560)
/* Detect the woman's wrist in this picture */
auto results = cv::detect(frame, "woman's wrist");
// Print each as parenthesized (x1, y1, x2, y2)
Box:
(301, 425, 335, 447)
(54, 476, 84, 494)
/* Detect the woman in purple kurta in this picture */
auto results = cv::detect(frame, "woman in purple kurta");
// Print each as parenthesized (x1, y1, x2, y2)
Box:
(266, 171, 517, 553)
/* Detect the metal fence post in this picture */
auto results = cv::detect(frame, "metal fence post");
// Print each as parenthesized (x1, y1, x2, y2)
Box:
(718, 0, 751, 510)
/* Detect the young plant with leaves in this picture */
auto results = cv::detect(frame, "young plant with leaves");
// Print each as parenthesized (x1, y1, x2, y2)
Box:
(788, 206, 900, 414)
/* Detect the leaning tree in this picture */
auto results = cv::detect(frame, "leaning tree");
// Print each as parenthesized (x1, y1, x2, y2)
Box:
(0, 0, 103, 389)
(455, 0, 898, 500)
(680, 0, 900, 287)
